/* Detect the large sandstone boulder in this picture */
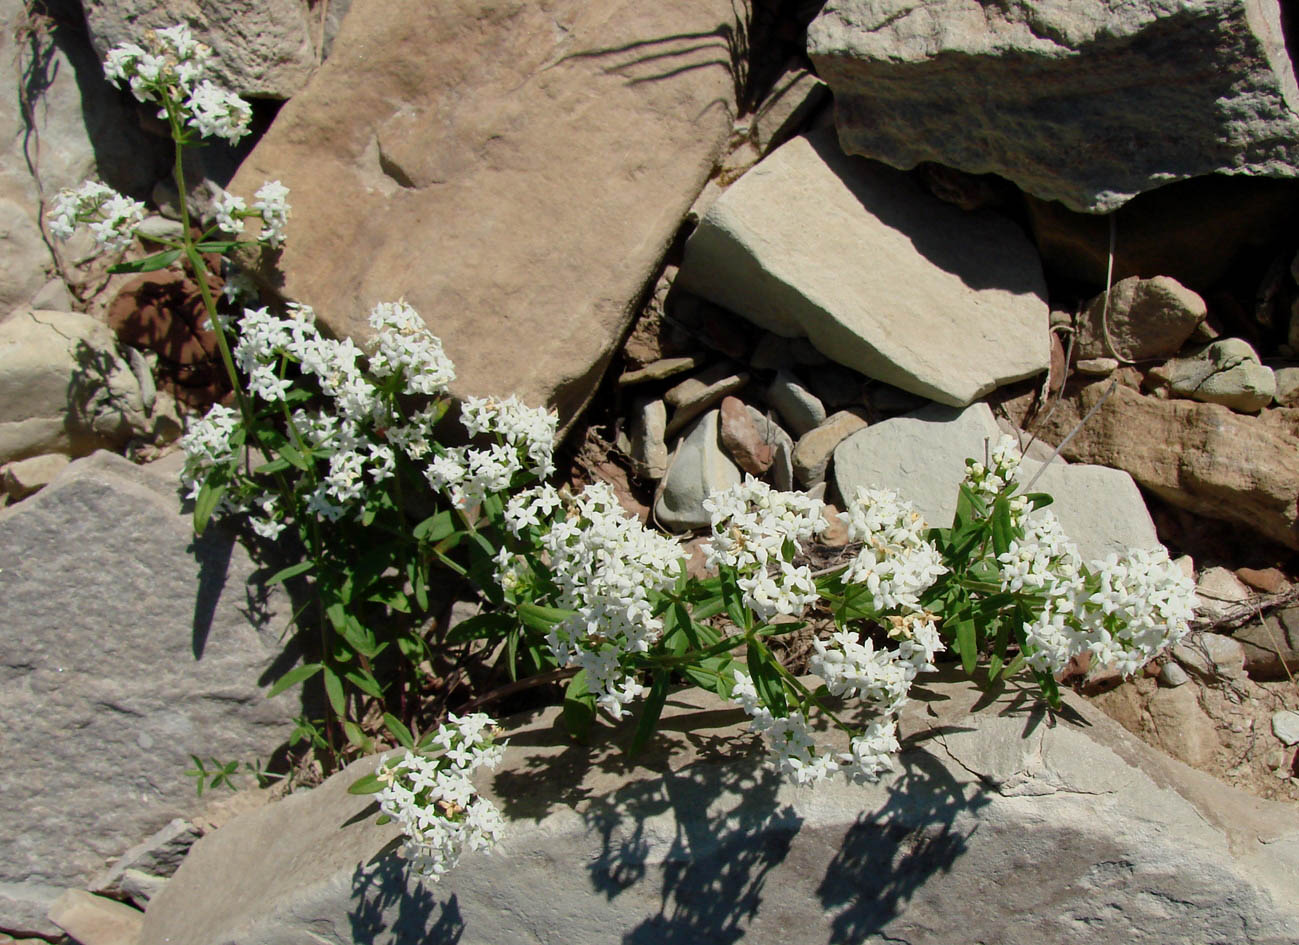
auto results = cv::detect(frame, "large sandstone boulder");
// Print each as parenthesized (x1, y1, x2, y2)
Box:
(229, 0, 737, 429)
(808, 0, 1299, 213)
(138, 674, 1299, 944)
(677, 131, 1050, 407)
(0, 452, 300, 934)
(80, 0, 351, 99)
(1017, 378, 1299, 549)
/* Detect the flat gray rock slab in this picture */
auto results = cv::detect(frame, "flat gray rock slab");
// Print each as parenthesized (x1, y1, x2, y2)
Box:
(138, 674, 1299, 945)
(677, 131, 1049, 406)
(808, 0, 1299, 212)
(0, 452, 299, 927)
(835, 403, 1159, 560)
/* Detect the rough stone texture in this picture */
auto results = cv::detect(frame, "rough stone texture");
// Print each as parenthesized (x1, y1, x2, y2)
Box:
(47, 890, 142, 945)
(0, 452, 69, 499)
(653, 409, 740, 531)
(749, 63, 828, 156)
(1273, 366, 1299, 405)
(1234, 607, 1299, 679)
(0, 309, 147, 463)
(1075, 276, 1206, 362)
(81, 0, 351, 99)
(1194, 566, 1255, 622)
(792, 409, 868, 487)
(90, 819, 200, 902)
(1019, 378, 1299, 549)
(1235, 566, 1289, 594)
(0, 452, 300, 928)
(138, 674, 1299, 945)
(618, 356, 703, 387)
(663, 363, 749, 438)
(766, 369, 826, 437)
(748, 405, 794, 491)
(230, 0, 737, 430)
(1149, 338, 1276, 412)
(1273, 710, 1299, 747)
(1173, 632, 1248, 683)
(629, 398, 669, 480)
(718, 395, 773, 476)
(1146, 684, 1220, 769)
(808, 0, 1299, 213)
(678, 131, 1049, 406)
(1014, 458, 1161, 561)
(1075, 357, 1119, 376)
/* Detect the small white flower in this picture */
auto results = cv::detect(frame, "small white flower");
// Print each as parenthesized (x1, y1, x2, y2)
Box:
(253, 180, 290, 248)
(185, 80, 253, 144)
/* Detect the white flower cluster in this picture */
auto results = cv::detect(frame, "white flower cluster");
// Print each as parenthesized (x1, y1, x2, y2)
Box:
(47, 180, 146, 252)
(375, 713, 506, 881)
(368, 301, 456, 395)
(730, 672, 901, 786)
(103, 24, 252, 144)
(964, 434, 1032, 522)
(501, 481, 684, 718)
(839, 488, 947, 613)
(209, 180, 290, 248)
(426, 395, 557, 511)
(997, 510, 1195, 677)
(703, 478, 825, 620)
(177, 403, 239, 500)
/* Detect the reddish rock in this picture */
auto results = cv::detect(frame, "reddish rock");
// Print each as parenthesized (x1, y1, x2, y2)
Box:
(718, 395, 773, 475)
(1235, 567, 1289, 595)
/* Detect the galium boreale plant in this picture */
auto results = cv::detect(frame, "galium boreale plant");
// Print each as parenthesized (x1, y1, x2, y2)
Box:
(52, 22, 1198, 885)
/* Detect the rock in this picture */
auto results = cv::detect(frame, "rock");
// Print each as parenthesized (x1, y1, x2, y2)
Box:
(1273, 711, 1299, 748)
(1075, 357, 1119, 376)
(629, 398, 669, 480)
(1013, 458, 1161, 562)
(1018, 379, 1299, 549)
(0, 882, 64, 939)
(792, 409, 868, 488)
(766, 370, 826, 437)
(678, 132, 1050, 406)
(819, 503, 850, 547)
(0, 200, 50, 316)
(29, 279, 71, 312)
(1272, 366, 1299, 405)
(663, 363, 749, 438)
(1074, 276, 1206, 362)
(618, 356, 704, 387)
(808, 0, 1299, 213)
(1194, 567, 1255, 622)
(229, 0, 736, 430)
(137, 674, 1299, 945)
(47, 890, 142, 945)
(749, 332, 826, 371)
(804, 364, 864, 411)
(1025, 176, 1299, 293)
(747, 406, 794, 492)
(81, 0, 345, 99)
(1146, 684, 1220, 769)
(749, 63, 828, 156)
(89, 819, 200, 903)
(1, 453, 69, 500)
(1234, 607, 1299, 680)
(0, 452, 300, 917)
(1149, 339, 1276, 412)
(653, 410, 740, 531)
(1235, 567, 1289, 594)
(669, 293, 752, 362)
(1172, 632, 1247, 683)
(867, 383, 928, 416)
(1159, 662, 1191, 688)
(115, 869, 168, 908)
(0, 309, 147, 463)
(718, 395, 773, 477)
(135, 215, 185, 243)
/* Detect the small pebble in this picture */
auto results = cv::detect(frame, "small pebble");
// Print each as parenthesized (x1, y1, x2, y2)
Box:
(1272, 710, 1299, 747)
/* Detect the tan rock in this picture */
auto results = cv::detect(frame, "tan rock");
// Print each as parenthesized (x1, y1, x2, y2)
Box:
(1, 453, 69, 500)
(47, 889, 143, 945)
(717, 395, 773, 476)
(1075, 275, 1206, 362)
(1235, 567, 1289, 595)
(618, 356, 704, 387)
(230, 0, 737, 430)
(1148, 684, 1219, 769)
(792, 409, 868, 487)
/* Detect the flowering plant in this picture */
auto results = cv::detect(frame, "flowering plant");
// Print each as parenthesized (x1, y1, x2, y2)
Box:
(50, 23, 1198, 885)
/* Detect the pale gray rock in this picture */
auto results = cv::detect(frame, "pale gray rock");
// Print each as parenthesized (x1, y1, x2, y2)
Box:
(0, 881, 64, 939)
(0, 452, 300, 921)
(0, 199, 50, 315)
(117, 868, 168, 908)
(1075, 357, 1119, 376)
(81, 0, 348, 99)
(1194, 566, 1255, 622)
(29, 278, 71, 312)
(1, 452, 69, 499)
(1172, 632, 1248, 682)
(1273, 710, 1299, 747)
(678, 132, 1049, 406)
(90, 818, 200, 902)
(47, 889, 142, 945)
(629, 398, 669, 480)
(137, 675, 1299, 945)
(654, 410, 740, 531)
(1015, 458, 1161, 561)
(766, 370, 826, 437)
(809, 0, 1299, 213)
(135, 215, 185, 244)
(792, 409, 868, 488)
(1272, 366, 1299, 405)
(1150, 338, 1276, 412)
(0, 309, 147, 463)
(1075, 276, 1207, 362)
(1159, 661, 1191, 688)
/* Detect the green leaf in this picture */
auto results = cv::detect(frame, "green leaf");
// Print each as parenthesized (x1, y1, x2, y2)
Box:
(193, 477, 227, 536)
(1003, 652, 1027, 678)
(954, 618, 977, 675)
(414, 510, 456, 542)
(987, 652, 1004, 682)
(345, 668, 387, 701)
(690, 597, 726, 621)
(266, 560, 313, 587)
(108, 248, 182, 273)
(277, 443, 310, 471)
(720, 569, 749, 631)
(516, 601, 574, 635)
(382, 713, 415, 750)
(991, 495, 1014, 557)
(342, 720, 372, 751)
(266, 662, 322, 698)
(348, 772, 385, 795)
(446, 611, 514, 644)
(194, 239, 242, 253)
(673, 602, 700, 650)
(562, 668, 597, 742)
(322, 665, 346, 717)
(253, 457, 291, 475)
(630, 671, 671, 755)
(746, 642, 787, 717)
(1023, 492, 1053, 510)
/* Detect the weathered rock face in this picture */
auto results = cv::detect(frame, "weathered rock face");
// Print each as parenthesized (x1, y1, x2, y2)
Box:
(0, 453, 299, 932)
(80, 0, 351, 99)
(654, 409, 740, 531)
(1074, 275, 1206, 362)
(230, 0, 737, 429)
(1019, 379, 1299, 549)
(1148, 338, 1276, 412)
(0, 309, 148, 463)
(138, 675, 1299, 945)
(677, 131, 1050, 407)
(808, 0, 1299, 213)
